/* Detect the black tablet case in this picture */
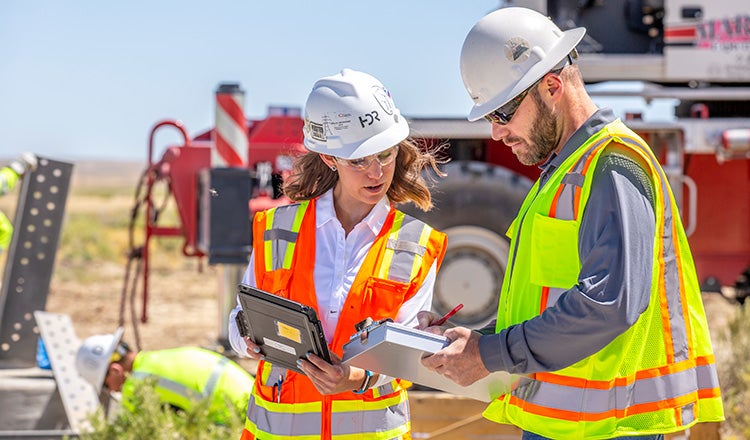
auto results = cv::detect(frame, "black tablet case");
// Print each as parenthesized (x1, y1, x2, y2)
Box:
(237, 283, 331, 374)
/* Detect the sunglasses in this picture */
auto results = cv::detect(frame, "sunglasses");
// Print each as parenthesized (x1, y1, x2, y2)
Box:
(483, 78, 542, 125)
(334, 146, 399, 171)
(483, 64, 569, 125)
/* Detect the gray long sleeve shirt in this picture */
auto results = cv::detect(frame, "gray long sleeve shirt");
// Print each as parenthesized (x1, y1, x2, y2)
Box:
(479, 108, 657, 374)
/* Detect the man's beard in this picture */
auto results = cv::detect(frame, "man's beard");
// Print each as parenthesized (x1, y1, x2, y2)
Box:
(515, 93, 559, 166)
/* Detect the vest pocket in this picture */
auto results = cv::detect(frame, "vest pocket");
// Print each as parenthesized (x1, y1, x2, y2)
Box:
(363, 277, 410, 321)
(529, 213, 580, 288)
(259, 269, 293, 297)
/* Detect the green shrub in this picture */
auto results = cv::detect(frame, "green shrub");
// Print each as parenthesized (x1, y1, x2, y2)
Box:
(80, 378, 246, 440)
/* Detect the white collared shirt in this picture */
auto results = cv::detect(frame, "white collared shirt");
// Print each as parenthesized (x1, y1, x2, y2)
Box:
(229, 189, 437, 358)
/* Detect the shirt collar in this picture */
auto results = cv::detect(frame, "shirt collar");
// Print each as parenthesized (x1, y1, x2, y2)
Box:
(540, 108, 617, 173)
(316, 189, 390, 235)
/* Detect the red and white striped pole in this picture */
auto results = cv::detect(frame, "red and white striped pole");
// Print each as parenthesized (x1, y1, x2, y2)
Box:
(214, 83, 248, 167)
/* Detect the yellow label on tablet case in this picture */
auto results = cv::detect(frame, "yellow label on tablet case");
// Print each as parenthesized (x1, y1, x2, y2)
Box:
(276, 321, 302, 344)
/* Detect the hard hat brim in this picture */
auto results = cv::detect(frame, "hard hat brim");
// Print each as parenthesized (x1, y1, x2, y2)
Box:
(467, 27, 586, 122)
(93, 326, 124, 392)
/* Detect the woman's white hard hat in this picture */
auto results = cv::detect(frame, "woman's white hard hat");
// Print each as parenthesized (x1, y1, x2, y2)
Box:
(460, 7, 586, 122)
(303, 68, 409, 160)
(75, 327, 124, 392)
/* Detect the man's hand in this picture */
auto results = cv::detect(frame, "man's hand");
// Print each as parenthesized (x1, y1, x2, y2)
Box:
(420, 326, 490, 386)
(415, 310, 446, 335)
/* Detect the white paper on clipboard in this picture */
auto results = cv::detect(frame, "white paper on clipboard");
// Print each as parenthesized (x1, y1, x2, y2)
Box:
(341, 321, 519, 402)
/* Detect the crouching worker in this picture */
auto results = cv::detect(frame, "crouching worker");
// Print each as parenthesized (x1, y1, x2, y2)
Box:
(76, 327, 254, 425)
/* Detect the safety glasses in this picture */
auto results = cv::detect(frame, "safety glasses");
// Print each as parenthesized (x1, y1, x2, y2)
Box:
(483, 78, 541, 125)
(334, 145, 399, 171)
(483, 64, 568, 125)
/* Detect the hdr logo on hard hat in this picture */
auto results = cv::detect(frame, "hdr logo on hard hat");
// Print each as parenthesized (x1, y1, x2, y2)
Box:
(505, 37, 531, 62)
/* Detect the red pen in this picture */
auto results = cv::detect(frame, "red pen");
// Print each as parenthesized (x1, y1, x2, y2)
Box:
(432, 303, 464, 326)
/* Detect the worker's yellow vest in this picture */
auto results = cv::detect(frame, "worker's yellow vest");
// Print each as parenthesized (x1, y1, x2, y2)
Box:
(122, 347, 254, 425)
(484, 119, 724, 438)
(242, 198, 447, 440)
(0, 166, 21, 250)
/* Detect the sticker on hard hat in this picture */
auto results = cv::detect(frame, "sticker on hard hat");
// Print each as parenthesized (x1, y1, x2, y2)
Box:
(307, 120, 327, 142)
(505, 37, 531, 63)
(372, 86, 395, 115)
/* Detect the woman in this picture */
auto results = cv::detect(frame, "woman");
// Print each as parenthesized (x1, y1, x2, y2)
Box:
(228, 68, 448, 439)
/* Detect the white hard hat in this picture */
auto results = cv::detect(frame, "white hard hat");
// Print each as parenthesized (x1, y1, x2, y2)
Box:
(75, 327, 124, 392)
(460, 7, 586, 121)
(303, 68, 409, 159)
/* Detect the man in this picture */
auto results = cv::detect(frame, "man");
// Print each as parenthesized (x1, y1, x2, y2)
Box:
(76, 327, 254, 425)
(0, 153, 38, 253)
(419, 7, 724, 439)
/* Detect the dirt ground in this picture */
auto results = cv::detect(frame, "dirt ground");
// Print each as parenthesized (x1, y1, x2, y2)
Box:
(33, 160, 256, 370)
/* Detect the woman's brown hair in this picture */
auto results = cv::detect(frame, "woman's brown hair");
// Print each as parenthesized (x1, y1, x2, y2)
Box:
(282, 138, 447, 211)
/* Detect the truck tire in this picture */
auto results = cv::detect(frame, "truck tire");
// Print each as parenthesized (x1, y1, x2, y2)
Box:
(400, 160, 533, 327)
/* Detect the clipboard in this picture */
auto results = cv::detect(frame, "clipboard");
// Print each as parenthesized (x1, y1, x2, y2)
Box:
(342, 320, 519, 402)
(236, 283, 331, 375)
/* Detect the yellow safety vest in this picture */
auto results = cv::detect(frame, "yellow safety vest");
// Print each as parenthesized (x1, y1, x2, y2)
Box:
(242, 198, 447, 440)
(122, 347, 254, 425)
(484, 119, 724, 438)
(0, 166, 21, 250)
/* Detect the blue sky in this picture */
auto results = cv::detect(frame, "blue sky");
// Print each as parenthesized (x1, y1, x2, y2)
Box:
(1, 1, 673, 162)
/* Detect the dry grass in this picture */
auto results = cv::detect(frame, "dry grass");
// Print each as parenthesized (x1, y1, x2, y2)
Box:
(2, 161, 250, 365)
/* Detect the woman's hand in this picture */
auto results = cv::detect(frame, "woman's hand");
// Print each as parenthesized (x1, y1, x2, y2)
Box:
(243, 336, 265, 360)
(298, 352, 375, 395)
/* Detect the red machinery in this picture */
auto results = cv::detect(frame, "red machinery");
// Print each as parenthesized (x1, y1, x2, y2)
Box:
(134, 0, 750, 327)
(129, 97, 304, 325)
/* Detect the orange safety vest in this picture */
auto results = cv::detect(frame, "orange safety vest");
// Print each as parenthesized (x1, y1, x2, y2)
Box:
(242, 198, 447, 440)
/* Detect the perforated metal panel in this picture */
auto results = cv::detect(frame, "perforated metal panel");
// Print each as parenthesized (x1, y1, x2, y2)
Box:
(0, 157, 73, 367)
(34, 311, 100, 434)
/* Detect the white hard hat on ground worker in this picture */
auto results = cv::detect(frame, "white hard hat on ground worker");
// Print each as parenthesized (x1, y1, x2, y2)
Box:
(303, 68, 409, 159)
(460, 7, 586, 122)
(75, 327, 124, 392)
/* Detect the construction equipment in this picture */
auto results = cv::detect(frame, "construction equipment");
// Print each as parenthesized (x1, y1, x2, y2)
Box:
(134, 0, 750, 332)
(0, 158, 79, 437)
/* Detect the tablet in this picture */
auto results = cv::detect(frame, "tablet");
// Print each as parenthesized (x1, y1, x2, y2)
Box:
(236, 283, 331, 375)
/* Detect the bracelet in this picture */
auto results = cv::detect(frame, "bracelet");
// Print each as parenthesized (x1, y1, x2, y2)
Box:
(352, 369, 374, 394)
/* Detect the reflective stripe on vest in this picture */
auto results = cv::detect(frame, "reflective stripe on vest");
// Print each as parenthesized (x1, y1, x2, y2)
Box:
(262, 200, 309, 272)
(262, 202, 431, 283)
(512, 356, 718, 420)
(130, 355, 231, 402)
(382, 210, 432, 281)
(130, 371, 201, 403)
(486, 119, 723, 437)
(202, 355, 230, 398)
(245, 390, 409, 438)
